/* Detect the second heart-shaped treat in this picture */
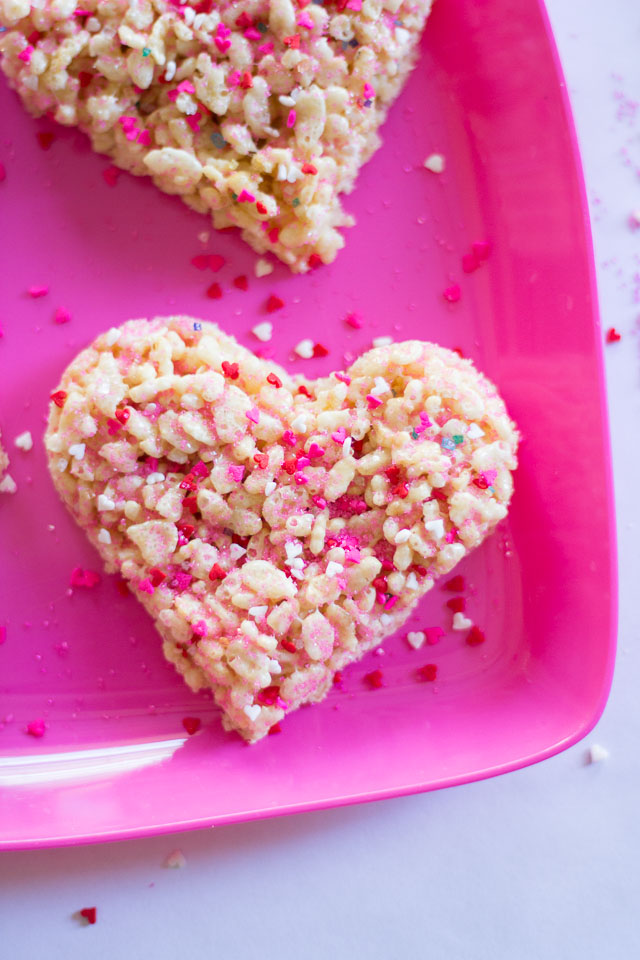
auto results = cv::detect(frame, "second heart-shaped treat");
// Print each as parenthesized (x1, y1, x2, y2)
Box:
(46, 317, 519, 741)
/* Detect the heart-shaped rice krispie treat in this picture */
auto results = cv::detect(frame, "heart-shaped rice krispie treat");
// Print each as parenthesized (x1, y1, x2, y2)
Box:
(0, 0, 433, 272)
(45, 317, 518, 741)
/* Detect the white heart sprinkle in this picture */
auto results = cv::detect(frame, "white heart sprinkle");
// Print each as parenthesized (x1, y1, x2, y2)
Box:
(394, 529, 412, 544)
(406, 572, 419, 590)
(407, 631, 426, 650)
(249, 605, 268, 619)
(424, 153, 445, 173)
(294, 339, 314, 359)
(467, 423, 485, 440)
(255, 258, 273, 278)
(243, 704, 261, 722)
(146, 472, 165, 485)
(14, 431, 33, 451)
(326, 561, 344, 577)
(264, 480, 277, 495)
(0, 475, 17, 494)
(163, 849, 186, 869)
(68, 443, 86, 460)
(291, 415, 308, 433)
(229, 544, 246, 560)
(97, 494, 115, 511)
(97, 528, 111, 544)
(104, 328, 121, 346)
(370, 377, 390, 396)
(425, 519, 445, 540)
(373, 336, 392, 348)
(252, 322, 273, 342)
(588, 744, 609, 764)
(452, 612, 473, 631)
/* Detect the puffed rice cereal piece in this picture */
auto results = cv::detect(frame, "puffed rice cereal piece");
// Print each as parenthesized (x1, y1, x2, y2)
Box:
(0, 429, 17, 494)
(0, 0, 433, 272)
(45, 316, 519, 742)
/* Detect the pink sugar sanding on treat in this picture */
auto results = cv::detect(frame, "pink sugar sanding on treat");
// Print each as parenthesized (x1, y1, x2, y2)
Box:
(227, 464, 245, 482)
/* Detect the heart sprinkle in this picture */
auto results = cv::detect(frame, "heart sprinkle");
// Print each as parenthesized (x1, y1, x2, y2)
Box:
(46, 318, 518, 742)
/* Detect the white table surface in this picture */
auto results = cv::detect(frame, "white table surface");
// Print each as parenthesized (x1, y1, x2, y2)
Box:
(2, 2, 638, 956)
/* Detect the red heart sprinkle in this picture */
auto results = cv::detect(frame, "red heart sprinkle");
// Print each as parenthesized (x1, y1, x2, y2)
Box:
(444, 575, 465, 592)
(182, 717, 201, 735)
(466, 625, 486, 646)
(265, 294, 284, 313)
(417, 664, 437, 682)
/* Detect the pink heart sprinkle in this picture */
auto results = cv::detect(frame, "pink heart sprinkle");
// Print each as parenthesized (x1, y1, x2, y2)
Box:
(425, 627, 445, 645)
(307, 443, 325, 459)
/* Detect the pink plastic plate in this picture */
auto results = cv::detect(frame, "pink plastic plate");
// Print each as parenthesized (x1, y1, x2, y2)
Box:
(0, 0, 616, 849)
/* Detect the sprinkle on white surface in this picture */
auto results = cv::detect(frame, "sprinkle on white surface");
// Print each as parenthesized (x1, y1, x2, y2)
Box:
(291, 414, 308, 433)
(326, 561, 344, 577)
(255, 258, 274, 278)
(372, 336, 393, 348)
(407, 631, 426, 650)
(97, 494, 115, 511)
(629, 209, 640, 229)
(425, 518, 445, 540)
(394, 529, 412, 544)
(252, 321, 273, 342)
(97, 528, 111, 544)
(370, 377, 390, 397)
(264, 480, 277, 495)
(14, 431, 33, 451)
(229, 543, 247, 561)
(285, 540, 303, 559)
(68, 443, 85, 460)
(467, 423, 485, 440)
(424, 152, 446, 173)
(146, 472, 165, 485)
(588, 743, 610, 764)
(104, 328, 121, 346)
(294, 339, 314, 359)
(249, 605, 268, 619)
(243, 703, 261, 722)
(163, 849, 187, 869)
(452, 612, 473, 631)
(0, 475, 17, 494)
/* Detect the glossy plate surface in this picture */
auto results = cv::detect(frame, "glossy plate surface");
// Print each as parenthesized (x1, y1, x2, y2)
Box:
(0, 0, 616, 848)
